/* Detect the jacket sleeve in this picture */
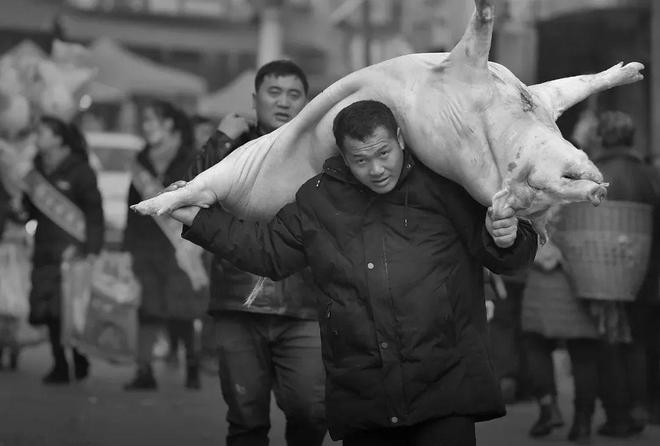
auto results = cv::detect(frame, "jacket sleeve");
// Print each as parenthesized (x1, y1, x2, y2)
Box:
(186, 130, 241, 180)
(437, 178, 538, 275)
(77, 166, 105, 255)
(181, 203, 307, 280)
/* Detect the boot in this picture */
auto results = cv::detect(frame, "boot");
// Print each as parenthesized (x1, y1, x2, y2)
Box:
(568, 409, 592, 444)
(529, 397, 564, 437)
(73, 350, 90, 381)
(9, 348, 19, 371)
(43, 362, 70, 385)
(123, 364, 157, 391)
(185, 364, 201, 390)
(629, 404, 649, 434)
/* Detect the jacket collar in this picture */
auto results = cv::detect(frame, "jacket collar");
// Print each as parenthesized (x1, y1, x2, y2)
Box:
(322, 149, 416, 192)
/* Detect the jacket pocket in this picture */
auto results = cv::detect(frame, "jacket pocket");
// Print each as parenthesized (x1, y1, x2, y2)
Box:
(436, 282, 457, 347)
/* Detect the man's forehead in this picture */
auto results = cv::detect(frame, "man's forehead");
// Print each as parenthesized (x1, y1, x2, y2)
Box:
(345, 131, 392, 154)
(258, 74, 305, 91)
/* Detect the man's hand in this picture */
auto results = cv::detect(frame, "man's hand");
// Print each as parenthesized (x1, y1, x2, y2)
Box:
(218, 113, 250, 140)
(170, 206, 202, 227)
(485, 207, 518, 249)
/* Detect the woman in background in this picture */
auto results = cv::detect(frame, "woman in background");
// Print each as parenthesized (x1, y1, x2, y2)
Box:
(123, 100, 206, 391)
(24, 116, 104, 384)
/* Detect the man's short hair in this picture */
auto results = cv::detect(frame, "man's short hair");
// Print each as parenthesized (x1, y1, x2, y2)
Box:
(255, 60, 309, 95)
(332, 100, 398, 151)
(597, 111, 635, 148)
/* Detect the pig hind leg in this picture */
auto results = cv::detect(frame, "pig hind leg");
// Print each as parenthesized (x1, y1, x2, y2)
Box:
(530, 62, 644, 121)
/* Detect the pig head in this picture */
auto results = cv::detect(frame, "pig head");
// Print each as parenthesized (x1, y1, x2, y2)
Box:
(132, 0, 643, 241)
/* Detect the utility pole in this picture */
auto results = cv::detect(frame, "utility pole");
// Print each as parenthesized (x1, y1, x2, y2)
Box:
(361, 0, 371, 67)
(652, 0, 660, 164)
(256, 0, 284, 67)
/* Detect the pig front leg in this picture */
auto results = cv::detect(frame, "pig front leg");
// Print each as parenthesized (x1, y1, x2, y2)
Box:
(131, 181, 216, 216)
(529, 62, 644, 121)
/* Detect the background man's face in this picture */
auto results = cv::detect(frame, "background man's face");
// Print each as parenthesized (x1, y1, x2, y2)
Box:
(253, 74, 307, 132)
(341, 126, 405, 194)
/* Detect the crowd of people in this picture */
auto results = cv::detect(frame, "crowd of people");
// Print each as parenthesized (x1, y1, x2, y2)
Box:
(0, 57, 659, 446)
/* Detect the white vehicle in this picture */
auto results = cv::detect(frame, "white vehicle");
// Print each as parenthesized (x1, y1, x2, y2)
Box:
(86, 132, 144, 250)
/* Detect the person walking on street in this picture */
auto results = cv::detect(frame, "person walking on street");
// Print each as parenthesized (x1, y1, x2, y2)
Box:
(123, 100, 207, 391)
(172, 100, 538, 445)
(24, 116, 104, 384)
(186, 60, 327, 446)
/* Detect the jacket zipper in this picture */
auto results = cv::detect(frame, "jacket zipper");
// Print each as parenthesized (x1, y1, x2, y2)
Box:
(382, 237, 409, 409)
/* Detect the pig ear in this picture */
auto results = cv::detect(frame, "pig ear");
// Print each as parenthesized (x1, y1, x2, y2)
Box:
(440, 0, 494, 82)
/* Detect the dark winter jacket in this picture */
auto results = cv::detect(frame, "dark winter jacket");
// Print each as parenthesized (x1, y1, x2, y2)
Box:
(188, 129, 318, 319)
(594, 147, 660, 303)
(183, 151, 538, 439)
(25, 154, 104, 325)
(124, 145, 206, 320)
(25, 154, 104, 264)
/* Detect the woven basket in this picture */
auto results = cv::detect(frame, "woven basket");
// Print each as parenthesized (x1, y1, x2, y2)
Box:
(553, 200, 653, 301)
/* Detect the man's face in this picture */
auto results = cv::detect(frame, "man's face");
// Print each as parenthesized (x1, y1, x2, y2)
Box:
(341, 126, 405, 194)
(253, 74, 307, 132)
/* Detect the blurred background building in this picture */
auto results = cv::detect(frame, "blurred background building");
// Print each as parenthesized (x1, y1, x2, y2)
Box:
(0, 0, 657, 160)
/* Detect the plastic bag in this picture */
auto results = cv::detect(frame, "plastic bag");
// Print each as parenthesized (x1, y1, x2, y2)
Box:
(61, 251, 141, 364)
(0, 238, 31, 318)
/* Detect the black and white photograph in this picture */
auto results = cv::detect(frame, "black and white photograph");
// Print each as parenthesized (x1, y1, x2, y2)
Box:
(0, 0, 659, 445)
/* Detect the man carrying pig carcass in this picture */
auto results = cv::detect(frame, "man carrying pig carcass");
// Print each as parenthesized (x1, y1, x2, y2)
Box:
(186, 60, 327, 446)
(170, 100, 538, 445)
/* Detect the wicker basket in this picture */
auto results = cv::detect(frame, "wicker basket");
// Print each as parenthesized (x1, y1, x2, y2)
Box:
(553, 200, 653, 301)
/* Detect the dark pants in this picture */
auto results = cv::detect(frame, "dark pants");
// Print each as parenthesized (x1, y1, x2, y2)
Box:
(165, 318, 198, 366)
(598, 302, 651, 422)
(47, 319, 86, 371)
(489, 281, 530, 394)
(215, 312, 327, 446)
(342, 416, 475, 446)
(523, 333, 600, 412)
(645, 306, 660, 408)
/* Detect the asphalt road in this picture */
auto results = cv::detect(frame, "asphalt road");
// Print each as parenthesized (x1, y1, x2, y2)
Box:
(1, 345, 659, 446)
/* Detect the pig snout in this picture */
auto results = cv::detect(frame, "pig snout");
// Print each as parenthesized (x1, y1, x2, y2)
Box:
(587, 183, 608, 206)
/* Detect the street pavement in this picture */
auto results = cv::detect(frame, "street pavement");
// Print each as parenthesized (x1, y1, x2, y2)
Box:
(1, 345, 659, 446)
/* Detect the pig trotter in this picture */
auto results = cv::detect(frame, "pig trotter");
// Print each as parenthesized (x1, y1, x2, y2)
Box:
(605, 62, 644, 88)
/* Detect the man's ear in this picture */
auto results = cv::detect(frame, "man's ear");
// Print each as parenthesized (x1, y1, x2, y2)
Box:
(396, 127, 405, 150)
(252, 92, 257, 111)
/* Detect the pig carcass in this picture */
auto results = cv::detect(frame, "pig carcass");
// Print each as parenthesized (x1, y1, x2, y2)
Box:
(132, 0, 643, 241)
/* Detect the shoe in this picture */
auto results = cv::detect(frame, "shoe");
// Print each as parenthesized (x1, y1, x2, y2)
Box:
(9, 349, 19, 371)
(123, 366, 157, 391)
(529, 399, 564, 437)
(629, 404, 648, 434)
(74, 355, 90, 381)
(568, 410, 592, 444)
(597, 420, 637, 438)
(185, 365, 201, 390)
(43, 365, 70, 385)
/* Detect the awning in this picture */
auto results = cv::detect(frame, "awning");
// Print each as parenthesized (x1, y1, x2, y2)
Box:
(87, 38, 207, 98)
(197, 70, 255, 117)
